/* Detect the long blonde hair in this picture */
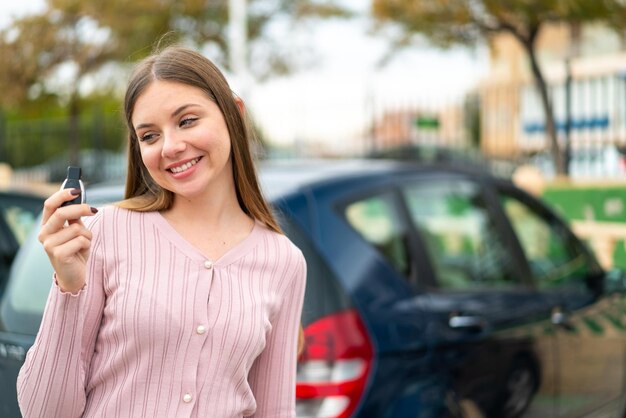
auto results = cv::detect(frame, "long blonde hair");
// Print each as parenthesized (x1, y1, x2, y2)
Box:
(117, 45, 280, 234)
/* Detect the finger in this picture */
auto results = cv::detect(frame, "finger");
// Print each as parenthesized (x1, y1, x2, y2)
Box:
(48, 235, 92, 266)
(39, 208, 93, 245)
(43, 204, 98, 235)
(41, 222, 92, 251)
(39, 219, 90, 249)
(41, 189, 83, 225)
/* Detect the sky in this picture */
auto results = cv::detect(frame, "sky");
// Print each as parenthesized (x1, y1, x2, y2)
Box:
(0, 0, 490, 153)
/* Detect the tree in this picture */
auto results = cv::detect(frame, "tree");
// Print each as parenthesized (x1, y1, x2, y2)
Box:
(0, 8, 119, 165)
(0, 0, 348, 165)
(371, 0, 626, 176)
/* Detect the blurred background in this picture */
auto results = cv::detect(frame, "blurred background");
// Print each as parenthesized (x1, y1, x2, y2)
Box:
(2, 0, 626, 270)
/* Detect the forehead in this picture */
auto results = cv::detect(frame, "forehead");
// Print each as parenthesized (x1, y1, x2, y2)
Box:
(132, 80, 212, 119)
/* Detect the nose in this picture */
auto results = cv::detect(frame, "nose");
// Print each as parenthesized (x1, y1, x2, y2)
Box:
(161, 129, 186, 159)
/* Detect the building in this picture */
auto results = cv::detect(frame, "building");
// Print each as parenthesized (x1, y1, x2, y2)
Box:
(480, 23, 626, 178)
(370, 103, 468, 151)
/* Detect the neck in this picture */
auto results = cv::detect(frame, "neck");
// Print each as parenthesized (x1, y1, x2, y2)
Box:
(164, 182, 249, 231)
(160, 188, 255, 261)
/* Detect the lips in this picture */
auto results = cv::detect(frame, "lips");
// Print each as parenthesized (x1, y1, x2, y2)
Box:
(168, 157, 201, 174)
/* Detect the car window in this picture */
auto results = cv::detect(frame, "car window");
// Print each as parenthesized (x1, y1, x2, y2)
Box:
(501, 193, 590, 289)
(403, 179, 518, 290)
(0, 194, 42, 246)
(344, 192, 411, 277)
(3, 207, 36, 245)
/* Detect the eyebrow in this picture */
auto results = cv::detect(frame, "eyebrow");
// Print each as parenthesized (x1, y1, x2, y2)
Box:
(134, 103, 201, 131)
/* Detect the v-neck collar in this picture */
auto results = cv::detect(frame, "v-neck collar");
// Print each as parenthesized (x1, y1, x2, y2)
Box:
(146, 211, 263, 267)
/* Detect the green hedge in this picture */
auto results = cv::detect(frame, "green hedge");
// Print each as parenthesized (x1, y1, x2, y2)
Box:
(542, 184, 626, 269)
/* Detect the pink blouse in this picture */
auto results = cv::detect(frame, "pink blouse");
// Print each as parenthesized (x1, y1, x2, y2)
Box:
(17, 206, 306, 418)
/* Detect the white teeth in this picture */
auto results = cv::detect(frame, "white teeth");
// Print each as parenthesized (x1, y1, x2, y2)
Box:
(170, 158, 199, 173)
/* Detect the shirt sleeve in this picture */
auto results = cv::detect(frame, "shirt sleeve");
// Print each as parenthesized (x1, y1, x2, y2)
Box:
(248, 248, 307, 418)
(17, 212, 106, 418)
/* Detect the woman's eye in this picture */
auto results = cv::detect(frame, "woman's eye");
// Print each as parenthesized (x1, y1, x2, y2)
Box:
(139, 133, 157, 142)
(180, 117, 198, 128)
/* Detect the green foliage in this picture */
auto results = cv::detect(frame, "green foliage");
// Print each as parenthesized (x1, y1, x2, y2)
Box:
(0, 0, 348, 167)
(0, 98, 125, 168)
(1, 114, 119, 166)
(371, 0, 623, 49)
(0, 0, 350, 107)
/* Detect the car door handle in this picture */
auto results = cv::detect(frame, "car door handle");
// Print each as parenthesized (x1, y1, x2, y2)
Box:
(551, 308, 575, 332)
(448, 315, 485, 331)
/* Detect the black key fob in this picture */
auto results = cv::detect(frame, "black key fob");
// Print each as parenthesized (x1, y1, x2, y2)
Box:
(60, 166, 86, 207)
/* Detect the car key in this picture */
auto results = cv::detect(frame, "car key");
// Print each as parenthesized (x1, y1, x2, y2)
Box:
(60, 166, 86, 207)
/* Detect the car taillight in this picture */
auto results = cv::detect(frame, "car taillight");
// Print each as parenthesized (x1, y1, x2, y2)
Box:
(296, 309, 373, 418)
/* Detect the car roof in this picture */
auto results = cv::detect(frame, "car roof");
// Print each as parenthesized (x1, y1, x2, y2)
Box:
(259, 158, 495, 198)
(85, 158, 499, 203)
(259, 159, 404, 198)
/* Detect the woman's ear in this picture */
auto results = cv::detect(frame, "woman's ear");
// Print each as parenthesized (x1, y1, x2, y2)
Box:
(234, 96, 246, 117)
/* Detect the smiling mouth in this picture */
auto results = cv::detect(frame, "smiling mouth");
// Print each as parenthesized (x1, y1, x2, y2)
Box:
(169, 157, 201, 174)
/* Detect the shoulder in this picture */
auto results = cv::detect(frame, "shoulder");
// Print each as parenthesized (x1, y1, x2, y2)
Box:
(83, 205, 152, 235)
(256, 222, 304, 259)
(82, 205, 126, 225)
(255, 222, 306, 280)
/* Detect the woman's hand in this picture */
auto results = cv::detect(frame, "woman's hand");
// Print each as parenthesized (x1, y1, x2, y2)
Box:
(38, 188, 98, 294)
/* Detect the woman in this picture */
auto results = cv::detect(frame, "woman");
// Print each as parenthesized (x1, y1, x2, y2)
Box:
(17, 46, 306, 418)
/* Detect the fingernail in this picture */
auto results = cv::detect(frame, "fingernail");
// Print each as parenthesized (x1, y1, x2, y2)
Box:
(70, 189, 81, 196)
(91, 207, 98, 214)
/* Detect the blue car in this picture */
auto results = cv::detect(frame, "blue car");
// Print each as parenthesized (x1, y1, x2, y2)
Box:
(1, 159, 625, 418)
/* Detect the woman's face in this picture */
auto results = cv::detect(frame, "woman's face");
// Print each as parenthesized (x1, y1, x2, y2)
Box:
(131, 80, 234, 203)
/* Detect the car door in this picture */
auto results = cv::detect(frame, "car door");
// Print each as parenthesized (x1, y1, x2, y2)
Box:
(499, 186, 626, 418)
(0, 219, 52, 418)
(398, 174, 558, 418)
(0, 192, 43, 293)
(337, 184, 470, 417)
